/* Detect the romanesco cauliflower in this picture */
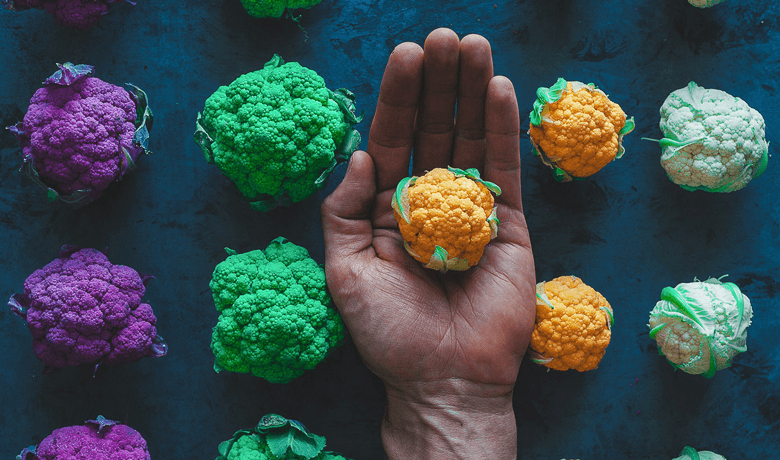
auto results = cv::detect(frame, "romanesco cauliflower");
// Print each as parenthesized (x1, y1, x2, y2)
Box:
(649, 277, 752, 378)
(195, 55, 362, 212)
(209, 238, 344, 383)
(656, 81, 768, 192)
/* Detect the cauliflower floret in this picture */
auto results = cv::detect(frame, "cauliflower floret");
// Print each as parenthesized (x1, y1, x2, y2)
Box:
(657, 81, 768, 192)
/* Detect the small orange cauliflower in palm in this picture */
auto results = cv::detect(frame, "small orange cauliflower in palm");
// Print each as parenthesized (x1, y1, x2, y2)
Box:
(529, 78, 634, 181)
(391, 167, 501, 273)
(530, 276, 614, 372)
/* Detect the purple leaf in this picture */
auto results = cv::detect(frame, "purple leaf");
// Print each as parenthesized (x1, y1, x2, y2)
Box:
(57, 245, 82, 259)
(139, 273, 156, 286)
(8, 293, 29, 319)
(16, 445, 38, 460)
(42, 365, 59, 375)
(44, 63, 94, 86)
(86, 415, 118, 433)
(150, 335, 168, 358)
(8, 122, 26, 142)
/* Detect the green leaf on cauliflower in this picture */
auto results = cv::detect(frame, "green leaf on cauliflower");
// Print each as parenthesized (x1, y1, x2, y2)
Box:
(673, 445, 727, 460)
(215, 414, 350, 460)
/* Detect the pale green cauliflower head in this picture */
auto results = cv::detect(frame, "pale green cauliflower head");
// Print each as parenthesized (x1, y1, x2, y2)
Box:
(673, 446, 726, 460)
(649, 277, 752, 378)
(687, 0, 726, 7)
(657, 82, 768, 192)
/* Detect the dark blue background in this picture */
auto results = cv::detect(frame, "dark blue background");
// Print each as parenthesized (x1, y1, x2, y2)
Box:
(1, 1, 778, 459)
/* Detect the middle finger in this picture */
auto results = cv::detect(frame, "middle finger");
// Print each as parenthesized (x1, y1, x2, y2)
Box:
(411, 28, 461, 176)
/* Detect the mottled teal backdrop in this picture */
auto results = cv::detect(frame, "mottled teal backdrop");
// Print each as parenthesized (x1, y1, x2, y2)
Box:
(1, 0, 778, 459)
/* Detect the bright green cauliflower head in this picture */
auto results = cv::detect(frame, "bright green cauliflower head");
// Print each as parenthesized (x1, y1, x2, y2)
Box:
(655, 81, 768, 193)
(209, 237, 345, 383)
(195, 55, 362, 212)
(239, 0, 322, 18)
(648, 277, 753, 378)
(216, 414, 350, 460)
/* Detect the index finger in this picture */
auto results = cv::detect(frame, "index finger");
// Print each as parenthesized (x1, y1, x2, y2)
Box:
(451, 33, 494, 172)
(366, 42, 424, 194)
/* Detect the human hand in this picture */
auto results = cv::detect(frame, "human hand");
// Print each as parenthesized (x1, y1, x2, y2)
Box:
(321, 28, 535, 459)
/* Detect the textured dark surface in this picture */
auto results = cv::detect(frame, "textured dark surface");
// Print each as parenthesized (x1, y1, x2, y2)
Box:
(1, 1, 778, 459)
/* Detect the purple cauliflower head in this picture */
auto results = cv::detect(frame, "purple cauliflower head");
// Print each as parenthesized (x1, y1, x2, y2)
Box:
(17, 416, 151, 460)
(9, 62, 153, 206)
(9, 245, 167, 373)
(2, 0, 135, 30)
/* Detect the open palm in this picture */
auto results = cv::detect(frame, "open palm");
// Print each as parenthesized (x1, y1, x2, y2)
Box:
(321, 29, 536, 410)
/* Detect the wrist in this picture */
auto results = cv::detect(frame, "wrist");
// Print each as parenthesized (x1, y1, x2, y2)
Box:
(381, 379, 517, 460)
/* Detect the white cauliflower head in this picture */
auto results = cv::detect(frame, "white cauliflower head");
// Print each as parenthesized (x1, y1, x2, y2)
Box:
(673, 446, 727, 460)
(648, 277, 752, 378)
(687, 0, 726, 8)
(657, 81, 768, 192)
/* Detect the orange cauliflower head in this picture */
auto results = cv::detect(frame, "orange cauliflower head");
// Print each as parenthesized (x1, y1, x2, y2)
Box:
(530, 276, 614, 372)
(529, 78, 634, 181)
(391, 167, 501, 273)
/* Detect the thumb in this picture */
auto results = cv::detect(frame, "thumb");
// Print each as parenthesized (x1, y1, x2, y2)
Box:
(321, 150, 376, 259)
